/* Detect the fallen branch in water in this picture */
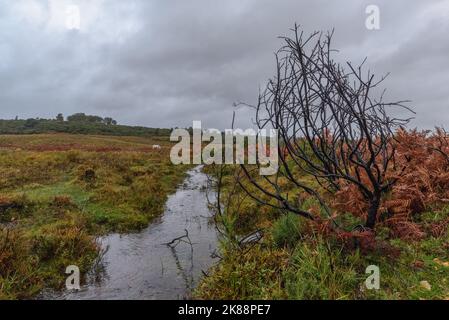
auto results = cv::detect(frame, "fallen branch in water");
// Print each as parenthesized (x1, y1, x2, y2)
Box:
(163, 229, 193, 248)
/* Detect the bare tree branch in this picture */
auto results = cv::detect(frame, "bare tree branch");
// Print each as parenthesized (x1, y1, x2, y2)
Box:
(241, 25, 413, 230)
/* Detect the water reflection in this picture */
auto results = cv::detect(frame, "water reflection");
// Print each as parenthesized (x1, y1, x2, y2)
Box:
(42, 165, 218, 300)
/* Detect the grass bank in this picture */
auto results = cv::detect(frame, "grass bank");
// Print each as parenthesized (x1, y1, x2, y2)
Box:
(195, 165, 449, 300)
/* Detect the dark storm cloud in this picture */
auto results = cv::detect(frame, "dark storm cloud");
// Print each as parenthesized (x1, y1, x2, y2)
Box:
(0, 0, 448, 129)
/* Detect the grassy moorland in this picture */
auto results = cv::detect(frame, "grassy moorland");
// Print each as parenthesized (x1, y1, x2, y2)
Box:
(0, 133, 189, 299)
(196, 130, 449, 300)
(1, 130, 448, 300)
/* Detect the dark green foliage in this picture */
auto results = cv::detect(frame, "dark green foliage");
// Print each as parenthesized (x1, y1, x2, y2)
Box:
(55, 113, 64, 122)
(0, 115, 171, 137)
(67, 113, 104, 123)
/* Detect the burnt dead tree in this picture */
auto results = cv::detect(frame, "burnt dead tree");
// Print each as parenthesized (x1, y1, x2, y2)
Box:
(241, 25, 413, 230)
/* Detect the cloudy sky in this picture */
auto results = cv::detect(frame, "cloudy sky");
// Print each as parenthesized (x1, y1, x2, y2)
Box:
(0, 0, 448, 129)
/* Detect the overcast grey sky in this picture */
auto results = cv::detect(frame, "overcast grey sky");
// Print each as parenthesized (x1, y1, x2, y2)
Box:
(0, 0, 448, 129)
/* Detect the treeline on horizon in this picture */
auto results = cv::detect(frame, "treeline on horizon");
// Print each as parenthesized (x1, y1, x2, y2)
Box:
(0, 113, 172, 137)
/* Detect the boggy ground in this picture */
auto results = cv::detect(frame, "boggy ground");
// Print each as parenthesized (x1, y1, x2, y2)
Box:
(0, 133, 189, 299)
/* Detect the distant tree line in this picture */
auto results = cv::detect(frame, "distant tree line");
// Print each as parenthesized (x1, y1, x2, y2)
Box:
(63, 113, 118, 125)
(0, 113, 171, 137)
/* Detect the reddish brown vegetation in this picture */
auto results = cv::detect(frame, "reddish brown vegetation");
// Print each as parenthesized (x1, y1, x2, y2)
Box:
(0, 195, 23, 213)
(299, 216, 401, 256)
(29, 144, 124, 152)
(0, 142, 156, 153)
(333, 128, 449, 240)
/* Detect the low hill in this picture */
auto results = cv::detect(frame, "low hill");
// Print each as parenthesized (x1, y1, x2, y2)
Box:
(0, 118, 172, 137)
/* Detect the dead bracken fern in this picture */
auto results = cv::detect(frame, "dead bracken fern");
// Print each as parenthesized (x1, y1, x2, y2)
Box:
(333, 128, 449, 240)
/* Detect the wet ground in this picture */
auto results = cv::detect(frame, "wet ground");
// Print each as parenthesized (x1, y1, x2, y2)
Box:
(43, 165, 218, 300)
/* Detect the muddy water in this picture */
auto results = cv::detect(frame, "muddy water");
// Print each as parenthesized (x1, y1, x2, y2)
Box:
(45, 165, 218, 300)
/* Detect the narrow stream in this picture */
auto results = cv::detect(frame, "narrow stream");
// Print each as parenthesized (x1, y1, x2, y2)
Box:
(44, 165, 218, 300)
